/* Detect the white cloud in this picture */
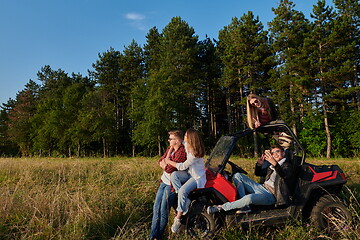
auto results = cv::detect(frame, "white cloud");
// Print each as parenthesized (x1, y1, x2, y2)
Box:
(125, 13, 145, 21)
(124, 13, 147, 31)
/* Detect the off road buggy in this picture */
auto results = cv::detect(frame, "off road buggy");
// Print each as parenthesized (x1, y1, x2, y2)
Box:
(181, 122, 351, 238)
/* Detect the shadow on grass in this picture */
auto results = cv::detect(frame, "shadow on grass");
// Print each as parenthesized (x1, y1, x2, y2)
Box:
(84, 201, 153, 240)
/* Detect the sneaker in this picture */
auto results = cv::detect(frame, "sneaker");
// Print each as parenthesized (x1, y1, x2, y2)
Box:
(207, 205, 222, 214)
(235, 206, 251, 214)
(171, 217, 181, 233)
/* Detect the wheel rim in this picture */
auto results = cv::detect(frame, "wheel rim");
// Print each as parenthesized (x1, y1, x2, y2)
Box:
(322, 206, 350, 232)
(187, 213, 211, 238)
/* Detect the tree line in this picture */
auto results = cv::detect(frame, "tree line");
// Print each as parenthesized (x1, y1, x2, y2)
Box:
(0, 0, 359, 158)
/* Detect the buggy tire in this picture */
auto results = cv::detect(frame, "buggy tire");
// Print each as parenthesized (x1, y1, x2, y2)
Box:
(186, 210, 218, 239)
(310, 194, 352, 233)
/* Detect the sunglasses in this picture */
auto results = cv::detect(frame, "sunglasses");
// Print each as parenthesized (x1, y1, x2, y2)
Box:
(250, 99, 259, 106)
(270, 149, 282, 155)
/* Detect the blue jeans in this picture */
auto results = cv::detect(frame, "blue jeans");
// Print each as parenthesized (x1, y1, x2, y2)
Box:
(222, 173, 276, 211)
(171, 170, 197, 213)
(149, 182, 175, 239)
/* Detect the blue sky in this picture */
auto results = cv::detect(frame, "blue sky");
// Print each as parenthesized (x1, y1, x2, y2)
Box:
(0, 0, 328, 105)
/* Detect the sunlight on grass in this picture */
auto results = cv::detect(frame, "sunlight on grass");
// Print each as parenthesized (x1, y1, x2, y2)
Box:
(0, 157, 358, 239)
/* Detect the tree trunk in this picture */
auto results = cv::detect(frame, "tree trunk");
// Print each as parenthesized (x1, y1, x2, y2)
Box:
(213, 114, 217, 138)
(158, 135, 161, 156)
(239, 86, 244, 127)
(77, 142, 81, 157)
(103, 137, 106, 158)
(226, 89, 232, 133)
(322, 101, 331, 158)
(289, 82, 297, 136)
(354, 64, 360, 110)
(207, 84, 215, 137)
(253, 132, 258, 158)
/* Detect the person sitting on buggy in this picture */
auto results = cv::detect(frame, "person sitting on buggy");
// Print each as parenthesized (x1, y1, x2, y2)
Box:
(207, 145, 293, 214)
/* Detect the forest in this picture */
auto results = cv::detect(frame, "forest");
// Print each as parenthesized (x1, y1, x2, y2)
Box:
(0, 0, 359, 158)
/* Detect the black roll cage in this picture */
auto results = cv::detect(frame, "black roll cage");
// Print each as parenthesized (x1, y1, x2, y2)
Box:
(212, 122, 306, 175)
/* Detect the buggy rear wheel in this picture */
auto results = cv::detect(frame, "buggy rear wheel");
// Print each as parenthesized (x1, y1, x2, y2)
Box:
(310, 194, 352, 234)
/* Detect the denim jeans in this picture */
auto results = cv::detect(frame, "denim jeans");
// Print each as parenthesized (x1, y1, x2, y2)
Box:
(222, 172, 276, 211)
(149, 182, 175, 239)
(171, 170, 197, 213)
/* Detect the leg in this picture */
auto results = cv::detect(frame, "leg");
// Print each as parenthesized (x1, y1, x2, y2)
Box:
(222, 186, 276, 211)
(170, 170, 191, 193)
(232, 172, 264, 198)
(216, 173, 276, 212)
(176, 177, 197, 213)
(171, 177, 197, 233)
(158, 184, 175, 238)
(149, 182, 167, 239)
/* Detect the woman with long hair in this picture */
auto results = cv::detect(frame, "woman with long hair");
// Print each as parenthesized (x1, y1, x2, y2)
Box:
(164, 129, 206, 233)
(247, 94, 277, 129)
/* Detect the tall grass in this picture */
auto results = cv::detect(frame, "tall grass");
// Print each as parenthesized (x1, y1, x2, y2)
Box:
(0, 157, 160, 239)
(0, 157, 358, 239)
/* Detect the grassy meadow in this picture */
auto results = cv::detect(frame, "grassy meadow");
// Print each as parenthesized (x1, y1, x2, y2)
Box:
(0, 157, 359, 239)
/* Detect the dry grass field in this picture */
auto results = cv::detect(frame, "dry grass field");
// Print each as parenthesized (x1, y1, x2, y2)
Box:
(0, 157, 358, 239)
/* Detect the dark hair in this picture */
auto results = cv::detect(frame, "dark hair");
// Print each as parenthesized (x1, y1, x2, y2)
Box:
(185, 129, 205, 158)
(168, 130, 184, 140)
(270, 144, 284, 152)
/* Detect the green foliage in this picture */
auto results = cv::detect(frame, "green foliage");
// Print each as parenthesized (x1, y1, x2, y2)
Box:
(0, 1, 359, 157)
(268, 0, 311, 130)
(5, 80, 39, 156)
(299, 112, 327, 157)
(131, 17, 202, 155)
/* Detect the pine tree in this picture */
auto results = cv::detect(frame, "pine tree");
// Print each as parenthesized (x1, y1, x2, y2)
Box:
(60, 74, 94, 157)
(306, 0, 354, 157)
(268, 0, 311, 135)
(219, 12, 273, 132)
(333, 0, 360, 110)
(91, 47, 124, 156)
(0, 100, 18, 155)
(4, 80, 39, 156)
(120, 40, 145, 156)
(130, 27, 162, 156)
(197, 37, 224, 140)
(31, 66, 72, 156)
(132, 17, 200, 156)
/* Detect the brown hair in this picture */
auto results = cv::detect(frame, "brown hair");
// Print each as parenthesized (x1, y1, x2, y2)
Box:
(270, 144, 284, 152)
(185, 129, 205, 158)
(168, 130, 184, 140)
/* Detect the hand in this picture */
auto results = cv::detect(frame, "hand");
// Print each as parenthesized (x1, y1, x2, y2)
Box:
(166, 146, 174, 158)
(159, 159, 166, 169)
(264, 150, 276, 166)
(257, 154, 265, 165)
(164, 157, 171, 165)
(253, 118, 261, 128)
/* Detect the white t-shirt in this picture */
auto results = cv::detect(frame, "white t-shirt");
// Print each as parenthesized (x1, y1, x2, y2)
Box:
(264, 157, 286, 189)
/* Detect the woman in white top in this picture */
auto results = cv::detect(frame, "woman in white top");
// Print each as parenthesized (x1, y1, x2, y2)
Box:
(164, 129, 206, 233)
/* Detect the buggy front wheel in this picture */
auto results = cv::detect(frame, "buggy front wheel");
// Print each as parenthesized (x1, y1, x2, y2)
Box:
(186, 210, 218, 238)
